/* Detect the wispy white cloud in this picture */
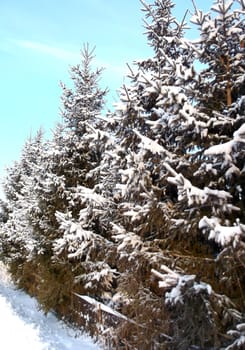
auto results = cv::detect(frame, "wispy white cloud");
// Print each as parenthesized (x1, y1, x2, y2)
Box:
(101, 61, 128, 75)
(9, 37, 131, 72)
(13, 39, 79, 62)
(10, 38, 129, 89)
(10, 39, 129, 77)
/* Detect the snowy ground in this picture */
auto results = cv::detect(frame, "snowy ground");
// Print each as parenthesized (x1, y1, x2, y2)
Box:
(0, 262, 101, 350)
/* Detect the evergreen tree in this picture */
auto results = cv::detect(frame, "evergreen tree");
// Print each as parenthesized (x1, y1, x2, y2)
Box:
(191, 0, 245, 114)
(149, 0, 245, 348)
(12, 46, 117, 324)
(101, 0, 245, 348)
(99, 0, 203, 347)
(0, 1, 244, 348)
(0, 130, 45, 266)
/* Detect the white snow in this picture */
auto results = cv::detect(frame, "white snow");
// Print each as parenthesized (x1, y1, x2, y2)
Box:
(165, 275, 195, 305)
(152, 265, 213, 306)
(199, 216, 245, 247)
(133, 129, 170, 156)
(204, 123, 245, 161)
(0, 262, 100, 350)
(234, 123, 245, 141)
(167, 170, 232, 207)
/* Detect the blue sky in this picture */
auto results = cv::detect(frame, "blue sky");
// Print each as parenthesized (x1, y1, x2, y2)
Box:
(0, 0, 212, 193)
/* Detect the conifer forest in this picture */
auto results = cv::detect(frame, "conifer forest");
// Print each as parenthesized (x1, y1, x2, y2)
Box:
(0, 0, 245, 349)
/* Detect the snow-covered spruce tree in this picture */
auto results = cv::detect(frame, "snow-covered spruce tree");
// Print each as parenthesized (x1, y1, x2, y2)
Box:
(191, 0, 245, 115)
(0, 130, 45, 277)
(147, 1, 245, 348)
(98, 0, 210, 347)
(189, 2, 245, 346)
(152, 264, 243, 350)
(14, 46, 119, 330)
(109, 0, 199, 247)
(187, 0, 245, 311)
(97, 0, 245, 348)
(190, 0, 245, 203)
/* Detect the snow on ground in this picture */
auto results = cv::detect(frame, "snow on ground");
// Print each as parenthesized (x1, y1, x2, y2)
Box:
(0, 262, 101, 350)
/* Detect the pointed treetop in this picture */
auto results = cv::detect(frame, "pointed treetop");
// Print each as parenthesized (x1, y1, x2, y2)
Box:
(60, 44, 107, 135)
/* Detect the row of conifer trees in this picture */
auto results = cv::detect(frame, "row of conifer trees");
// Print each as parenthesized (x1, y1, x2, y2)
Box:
(0, 0, 245, 349)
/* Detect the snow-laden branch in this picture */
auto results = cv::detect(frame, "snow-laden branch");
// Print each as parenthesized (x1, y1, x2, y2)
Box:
(72, 185, 110, 207)
(164, 163, 239, 212)
(152, 265, 179, 289)
(133, 129, 172, 157)
(199, 216, 245, 247)
(54, 211, 103, 259)
(75, 262, 117, 291)
(152, 264, 212, 305)
(205, 123, 245, 161)
(111, 222, 143, 251)
(226, 322, 245, 350)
